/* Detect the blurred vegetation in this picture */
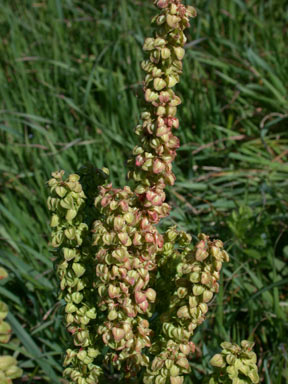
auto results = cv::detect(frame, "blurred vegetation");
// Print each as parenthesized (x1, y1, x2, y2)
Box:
(0, 0, 287, 383)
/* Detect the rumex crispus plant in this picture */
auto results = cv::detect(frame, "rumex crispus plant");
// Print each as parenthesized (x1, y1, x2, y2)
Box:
(48, 1, 260, 383)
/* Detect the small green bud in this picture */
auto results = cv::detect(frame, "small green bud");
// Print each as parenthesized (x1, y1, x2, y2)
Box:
(145, 88, 159, 102)
(86, 308, 97, 319)
(0, 356, 17, 371)
(72, 263, 85, 277)
(87, 348, 100, 358)
(6, 364, 23, 379)
(50, 214, 60, 227)
(75, 330, 90, 347)
(114, 216, 125, 231)
(118, 232, 132, 246)
(203, 290, 213, 303)
(143, 38, 155, 51)
(145, 288, 157, 302)
(0, 301, 9, 320)
(192, 285, 205, 296)
(166, 14, 180, 28)
(248, 369, 260, 383)
(154, 77, 166, 91)
(161, 47, 171, 59)
(66, 209, 77, 222)
(155, 376, 166, 384)
(66, 313, 74, 324)
(173, 47, 185, 60)
(170, 377, 184, 384)
(189, 296, 198, 308)
(55, 186, 67, 198)
(64, 227, 76, 240)
(154, 38, 166, 47)
(166, 105, 177, 116)
(77, 350, 93, 364)
(60, 195, 74, 210)
(226, 354, 236, 365)
(157, 106, 166, 116)
(0, 267, 8, 280)
(241, 340, 254, 350)
(72, 292, 83, 304)
(170, 4, 177, 15)
(177, 306, 190, 319)
(187, 6, 197, 18)
(156, 14, 166, 25)
(199, 302, 208, 314)
(210, 354, 226, 368)
(108, 310, 118, 321)
(63, 248, 77, 261)
(165, 360, 173, 369)
(189, 272, 200, 283)
(65, 303, 77, 313)
(176, 357, 189, 370)
(170, 365, 180, 377)
(0, 321, 11, 343)
(166, 75, 178, 88)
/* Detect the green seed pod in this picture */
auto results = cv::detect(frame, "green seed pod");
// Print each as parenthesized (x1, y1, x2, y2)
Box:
(154, 78, 167, 91)
(202, 290, 213, 303)
(72, 292, 83, 304)
(161, 47, 171, 59)
(0, 301, 8, 321)
(72, 263, 85, 278)
(166, 75, 178, 88)
(155, 376, 166, 384)
(108, 309, 118, 321)
(170, 377, 184, 384)
(166, 14, 180, 28)
(209, 340, 259, 383)
(192, 285, 205, 296)
(66, 209, 78, 222)
(0, 321, 11, 343)
(0, 267, 8, 280)
(210, 354, 226, 368)
(173, 47, 185, 60)
(170, 364, 180, 377)
(55, 186, 67, 198)
(0, 356, 17, 371)
(5, 365, 23, 380)
(189, 272, 200, 283)
(143, 38, 155, 51)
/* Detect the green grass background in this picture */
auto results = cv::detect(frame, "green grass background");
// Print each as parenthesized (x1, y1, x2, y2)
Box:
(0, 0, 287, 382)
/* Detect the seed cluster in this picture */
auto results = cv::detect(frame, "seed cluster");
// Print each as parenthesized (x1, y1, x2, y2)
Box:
(0, 268, 23, 384)
(209, 341, 260, 384)
(144, 234, 229, 384)
(48, 172, 103, 384)
(93, 184, 158, 374)
(128, 0, 197, 224)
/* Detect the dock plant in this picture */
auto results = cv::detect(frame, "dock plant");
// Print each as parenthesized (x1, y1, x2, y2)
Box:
(48, 1, 260, 383)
